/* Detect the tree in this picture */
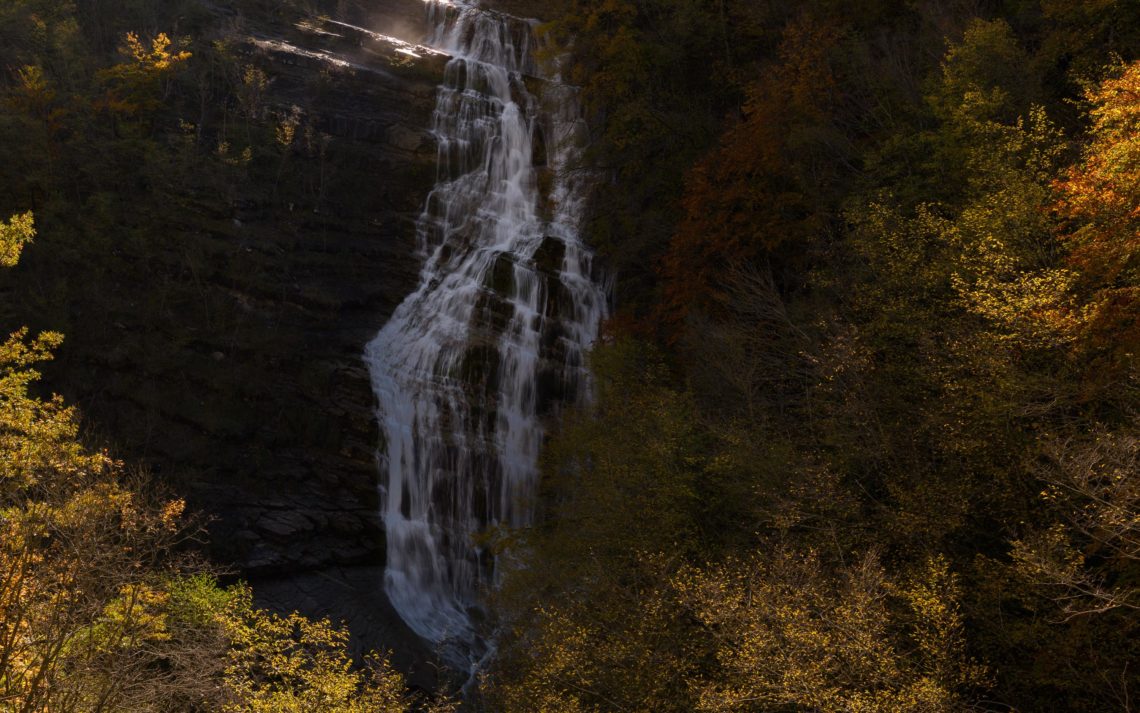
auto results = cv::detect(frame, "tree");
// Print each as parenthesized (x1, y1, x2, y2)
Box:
(933, 18, 1039, 125)
(487, 339, 709, 713)
(1054, 60, 1140, 367)
(541, 0, 735, 318)
(1011, 424, 1140, 617)
(661, 14, 846, 326)
(221, 585, 456, 713)
(0, 212, 35, 267)
(97, 31, 191, 120)
(0, 215, 448, 711)
(1, 209, 208, 711)
(675, 551, 988, 713)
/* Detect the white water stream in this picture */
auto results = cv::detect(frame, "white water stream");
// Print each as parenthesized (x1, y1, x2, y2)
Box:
(364, 0, 607, 663)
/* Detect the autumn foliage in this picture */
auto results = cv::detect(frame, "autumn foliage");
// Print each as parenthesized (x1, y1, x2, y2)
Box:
(661, 16, 841, 326)
(1, 0, 1140, 710)
(492, 3, 1140, 712)
(1055, 61, 1140, 360)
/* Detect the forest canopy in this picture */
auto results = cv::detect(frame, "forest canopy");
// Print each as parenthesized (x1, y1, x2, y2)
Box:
(488, 1, 1140, 712)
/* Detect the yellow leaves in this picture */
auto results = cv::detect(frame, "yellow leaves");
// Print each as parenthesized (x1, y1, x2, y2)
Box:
(275, 121, 296, 148)
(275, 107, 301, 149)
(935, 18, 1035, 123)
(0, 211, 35, 267)
(1084, 60, 1140, 142)
(0, 316, 212, 710)
(1011, 523, 1084, 583)
(220, 587, 451, 713)
(96, 583, 173, 648)
(8, 66, 63, 128)
(238, 65, 269, 120)
(120, 31, 148, 63)
(217, 141, 253, 168)
(859, 96, 1078, 355)
(98, 31, 192, 118)
(849, 200, 958, 317)
(490, 543, 696, 712)
(14, 64, 50, 97)
(949, 225, 1078, 350)
(52, 482, 132, 529)
(0, 325, 62, 372)
(160, 498, 186, 530)
(120, 32, 192, 72)
(897, 556, 986, 689)
(674, 549, 986, 713)
(0, 196, 437, 713)
(1, 326, 108, 493)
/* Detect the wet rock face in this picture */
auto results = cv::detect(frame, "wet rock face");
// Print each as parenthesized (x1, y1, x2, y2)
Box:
(471, 0, 555, 21)
(310, 0, 434, 39)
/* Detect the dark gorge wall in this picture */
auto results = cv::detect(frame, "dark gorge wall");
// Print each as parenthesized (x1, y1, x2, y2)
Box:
(2, 0, 454, 681)
(175, 2, 446, 579)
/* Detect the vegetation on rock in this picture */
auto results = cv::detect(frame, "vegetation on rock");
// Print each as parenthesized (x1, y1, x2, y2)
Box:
(1, 207, 449, 710)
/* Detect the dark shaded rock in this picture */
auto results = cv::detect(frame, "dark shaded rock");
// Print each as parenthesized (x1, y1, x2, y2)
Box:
(534, 236, 566, 275)
(0, 0, 446, 629)
(258, 510, 316, 538)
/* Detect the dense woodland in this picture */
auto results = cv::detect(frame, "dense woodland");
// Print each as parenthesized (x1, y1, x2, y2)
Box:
(1, 0, 1139, 710)
(488, 0, 1140, 711)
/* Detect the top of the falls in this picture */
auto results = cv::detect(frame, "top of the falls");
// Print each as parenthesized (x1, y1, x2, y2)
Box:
(425, 1, 538, 76)
(323, 18, 449, 59)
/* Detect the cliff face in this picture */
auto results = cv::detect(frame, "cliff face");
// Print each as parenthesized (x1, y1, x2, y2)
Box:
(4, 0, 450, 677)
(186, 1, 447, 578)
(90, 2, 446, 577)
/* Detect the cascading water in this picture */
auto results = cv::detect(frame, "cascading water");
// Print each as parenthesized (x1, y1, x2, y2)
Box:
(364, 0, 607, 664)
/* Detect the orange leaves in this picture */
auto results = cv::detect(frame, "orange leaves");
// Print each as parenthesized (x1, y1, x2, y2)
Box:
(160, 498, 187, 531)
(775, 15, 842, 122)
(1054, 61, 1140, 363)
(660, 16, 841, 328)
(1055, 62, 1140, 276)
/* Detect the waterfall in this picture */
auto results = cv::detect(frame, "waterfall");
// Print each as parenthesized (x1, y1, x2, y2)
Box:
(364, 0, 607, 662)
